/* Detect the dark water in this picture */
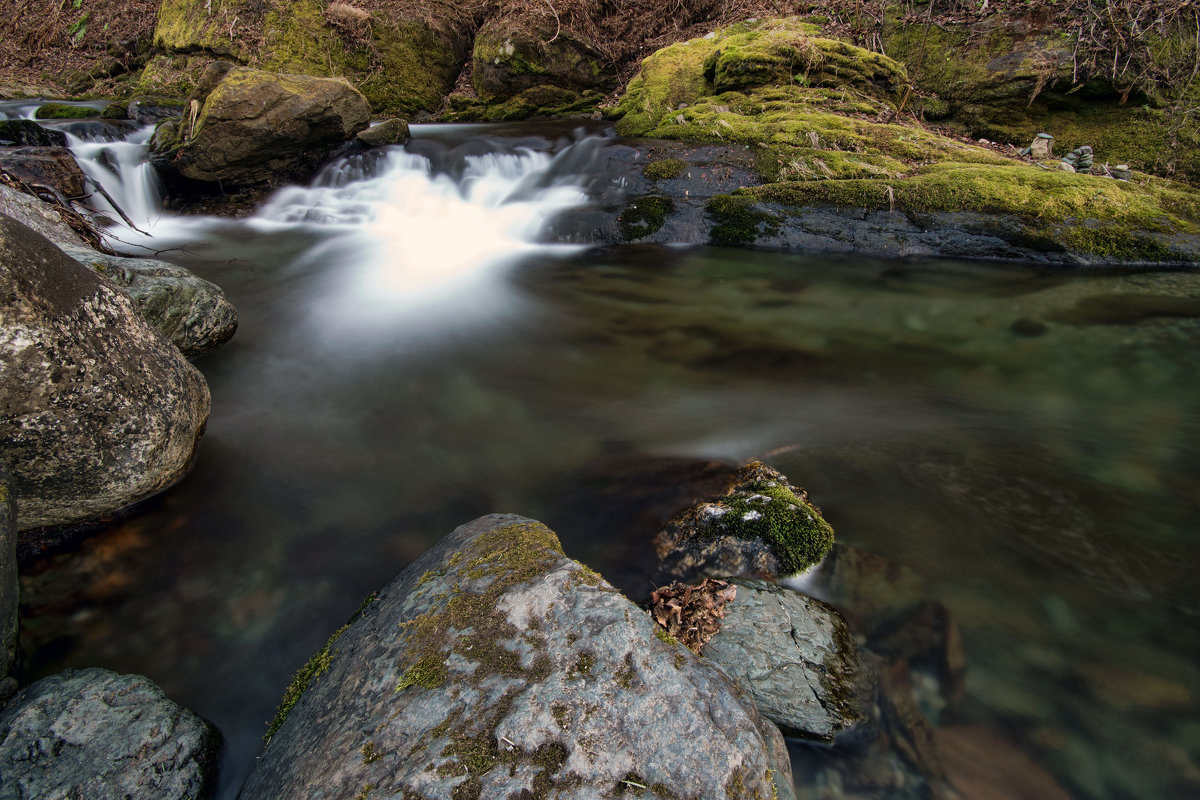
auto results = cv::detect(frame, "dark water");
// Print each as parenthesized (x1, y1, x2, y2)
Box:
(16, 126, 1200, 799)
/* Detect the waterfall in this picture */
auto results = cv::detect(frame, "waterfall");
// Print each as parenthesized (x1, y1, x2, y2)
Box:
(66, 125, 165, 245)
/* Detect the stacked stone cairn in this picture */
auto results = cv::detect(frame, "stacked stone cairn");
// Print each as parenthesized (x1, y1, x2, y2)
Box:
(1060, 145, 1094, 173)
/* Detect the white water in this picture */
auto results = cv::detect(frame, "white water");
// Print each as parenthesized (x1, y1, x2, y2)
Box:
(67, 125, 165, 243)
(63, 124, 598, 327)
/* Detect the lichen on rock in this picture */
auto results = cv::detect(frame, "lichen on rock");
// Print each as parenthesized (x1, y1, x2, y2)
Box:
(243, 514, 788, 800)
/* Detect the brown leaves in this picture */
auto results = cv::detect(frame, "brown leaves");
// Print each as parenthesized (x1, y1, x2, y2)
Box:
(649, 577, 736, 655)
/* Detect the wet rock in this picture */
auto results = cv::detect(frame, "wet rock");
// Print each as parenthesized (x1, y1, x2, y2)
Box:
(0, 120, 68, 147)
(704, 578, 872, 742)
(0, 214, 211, 530)
(151, 66, 370, 190)
(127, 97, 186, 125)
(59, 245, 238, 359)
(0, 146, 87, 202)
(356, 117, 410, 147)
(0, 667, 219, 799)
(0, 461, 15, 699)
(655, 461, 835, 583)
(242, 514, 785, 800)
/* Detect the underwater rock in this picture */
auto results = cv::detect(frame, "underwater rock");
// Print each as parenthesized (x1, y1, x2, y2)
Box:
(704, 578, 873, 742)
(655, 461, 834, 583)
(242, 514, 790, 800)
(0, 667, 219, 800)
(151, 66, 370, 190)
(0, 214, 211, 530)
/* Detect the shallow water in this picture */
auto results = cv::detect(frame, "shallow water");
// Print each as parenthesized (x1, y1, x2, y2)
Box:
(13, 121, 1200, 799)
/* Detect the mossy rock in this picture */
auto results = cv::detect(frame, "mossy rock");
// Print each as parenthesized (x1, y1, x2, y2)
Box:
(702, 20, 907, 98)
(472, 15, 612, 104)
(656, 462, 835, 581)
(748, 163, 1200, 261)
(619, 195, 674, 241)
(33, 103, 95, 120)
(100, 101, 128, 120)
(643, 158, 687, 181)
(151, 0, 468, 115)
(444, 85, 603, 122)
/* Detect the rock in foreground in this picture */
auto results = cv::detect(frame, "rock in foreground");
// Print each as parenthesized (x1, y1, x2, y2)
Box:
(0, 462, 15, 700)
(244, 514, 791, 800)
(705, 578, 872, 742)
(0, 667, 219, 800)
(0, 214, 211, 530)
(152, 65, 370, 190)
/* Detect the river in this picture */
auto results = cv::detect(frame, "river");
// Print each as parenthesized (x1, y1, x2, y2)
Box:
(7, 108, 1200, 799)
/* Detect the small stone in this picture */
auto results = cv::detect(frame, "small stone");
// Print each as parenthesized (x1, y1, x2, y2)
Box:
(1059, 162, 1076, 173)
(1030, 132, 1054, 160)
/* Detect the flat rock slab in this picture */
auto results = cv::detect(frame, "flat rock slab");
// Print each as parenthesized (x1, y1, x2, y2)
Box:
(705, 579, 872, 743)
(243, 513, 791, 800)
(0, 667, 219, 800)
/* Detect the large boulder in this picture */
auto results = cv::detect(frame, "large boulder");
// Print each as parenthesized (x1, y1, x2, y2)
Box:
(59, 245, 238, 359)
(704, 578, 872, 742)
(0, 120, 67, 148)
(150, 0, 470, 115)
(0, 185, 238, 358)
(655, 461, 835, 583)
(151, 65, 371, 189)
(0, 461, 15, 701)
(472, 15, 613, 103)
(0, 214, 211, 531)
(0, 668, 219, 799)
(243, 514, 792, 800)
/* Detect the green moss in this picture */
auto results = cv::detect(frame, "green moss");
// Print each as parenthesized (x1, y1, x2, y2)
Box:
(395, 652, 448, 692)
(749, 162, 1200, 261)
(706, 195, 781, 246)
(619, 195, 674, 241)
(361, 741, 383, 764)
(354, 784, 376, 800)
(100, 101, 127, 119)
(264, 592, 377, 743)
(153, 0, 251, 58)
(643, 158, 687, 180)
(445, 85, 602, 122)
(568, 652, 596, 678)
(33, 103, 94, 119)
(724, 480, 834, 574)
(654, 627, 679, 647)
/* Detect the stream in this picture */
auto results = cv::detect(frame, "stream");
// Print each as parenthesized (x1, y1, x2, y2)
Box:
(6, 107, 1200, 799)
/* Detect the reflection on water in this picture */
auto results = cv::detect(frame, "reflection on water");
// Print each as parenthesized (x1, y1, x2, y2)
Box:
(14, 129, 1200, 799)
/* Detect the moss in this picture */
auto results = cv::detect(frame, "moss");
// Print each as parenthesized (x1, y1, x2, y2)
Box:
(33, 103, 94, 119)
(643, 158, 687, 180)
(749, 162, 1200, 261)
(615, 653, 637, 689)
(568, 652, 596, 678)
(153, 0, 251, 58)
(100, 101, 127, 120)
(264, 591, 377, 743)
(354, 785, 376, 800)
(619, 195, 674, 241)
(395, 652, 449, 692)
(723, 480, 834, 574)
(361, 741, 382, 765)
(617, 771, 649, 796)
(706, 195, 780, 246)
(445, 85, 602, 122)
(654, 627, 679, 647)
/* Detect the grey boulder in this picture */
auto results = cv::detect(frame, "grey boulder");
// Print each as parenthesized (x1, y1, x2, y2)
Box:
(59, 245, 238, 359)
(0, 667, 219, 800)
(0, 214, 211, 531)
(704, 579, 873, 743)
(243, 513, 789, 800)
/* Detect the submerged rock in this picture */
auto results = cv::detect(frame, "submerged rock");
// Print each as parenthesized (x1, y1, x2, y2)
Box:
(243, 514, 789, 800)
(151, 65, 371, 190)
(704, 578, 873, 742)
(655, 461, 834, 583)
(59, 245, 238, 359)
(0, 667, 219, 800)
(0, 214, 211, 531)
